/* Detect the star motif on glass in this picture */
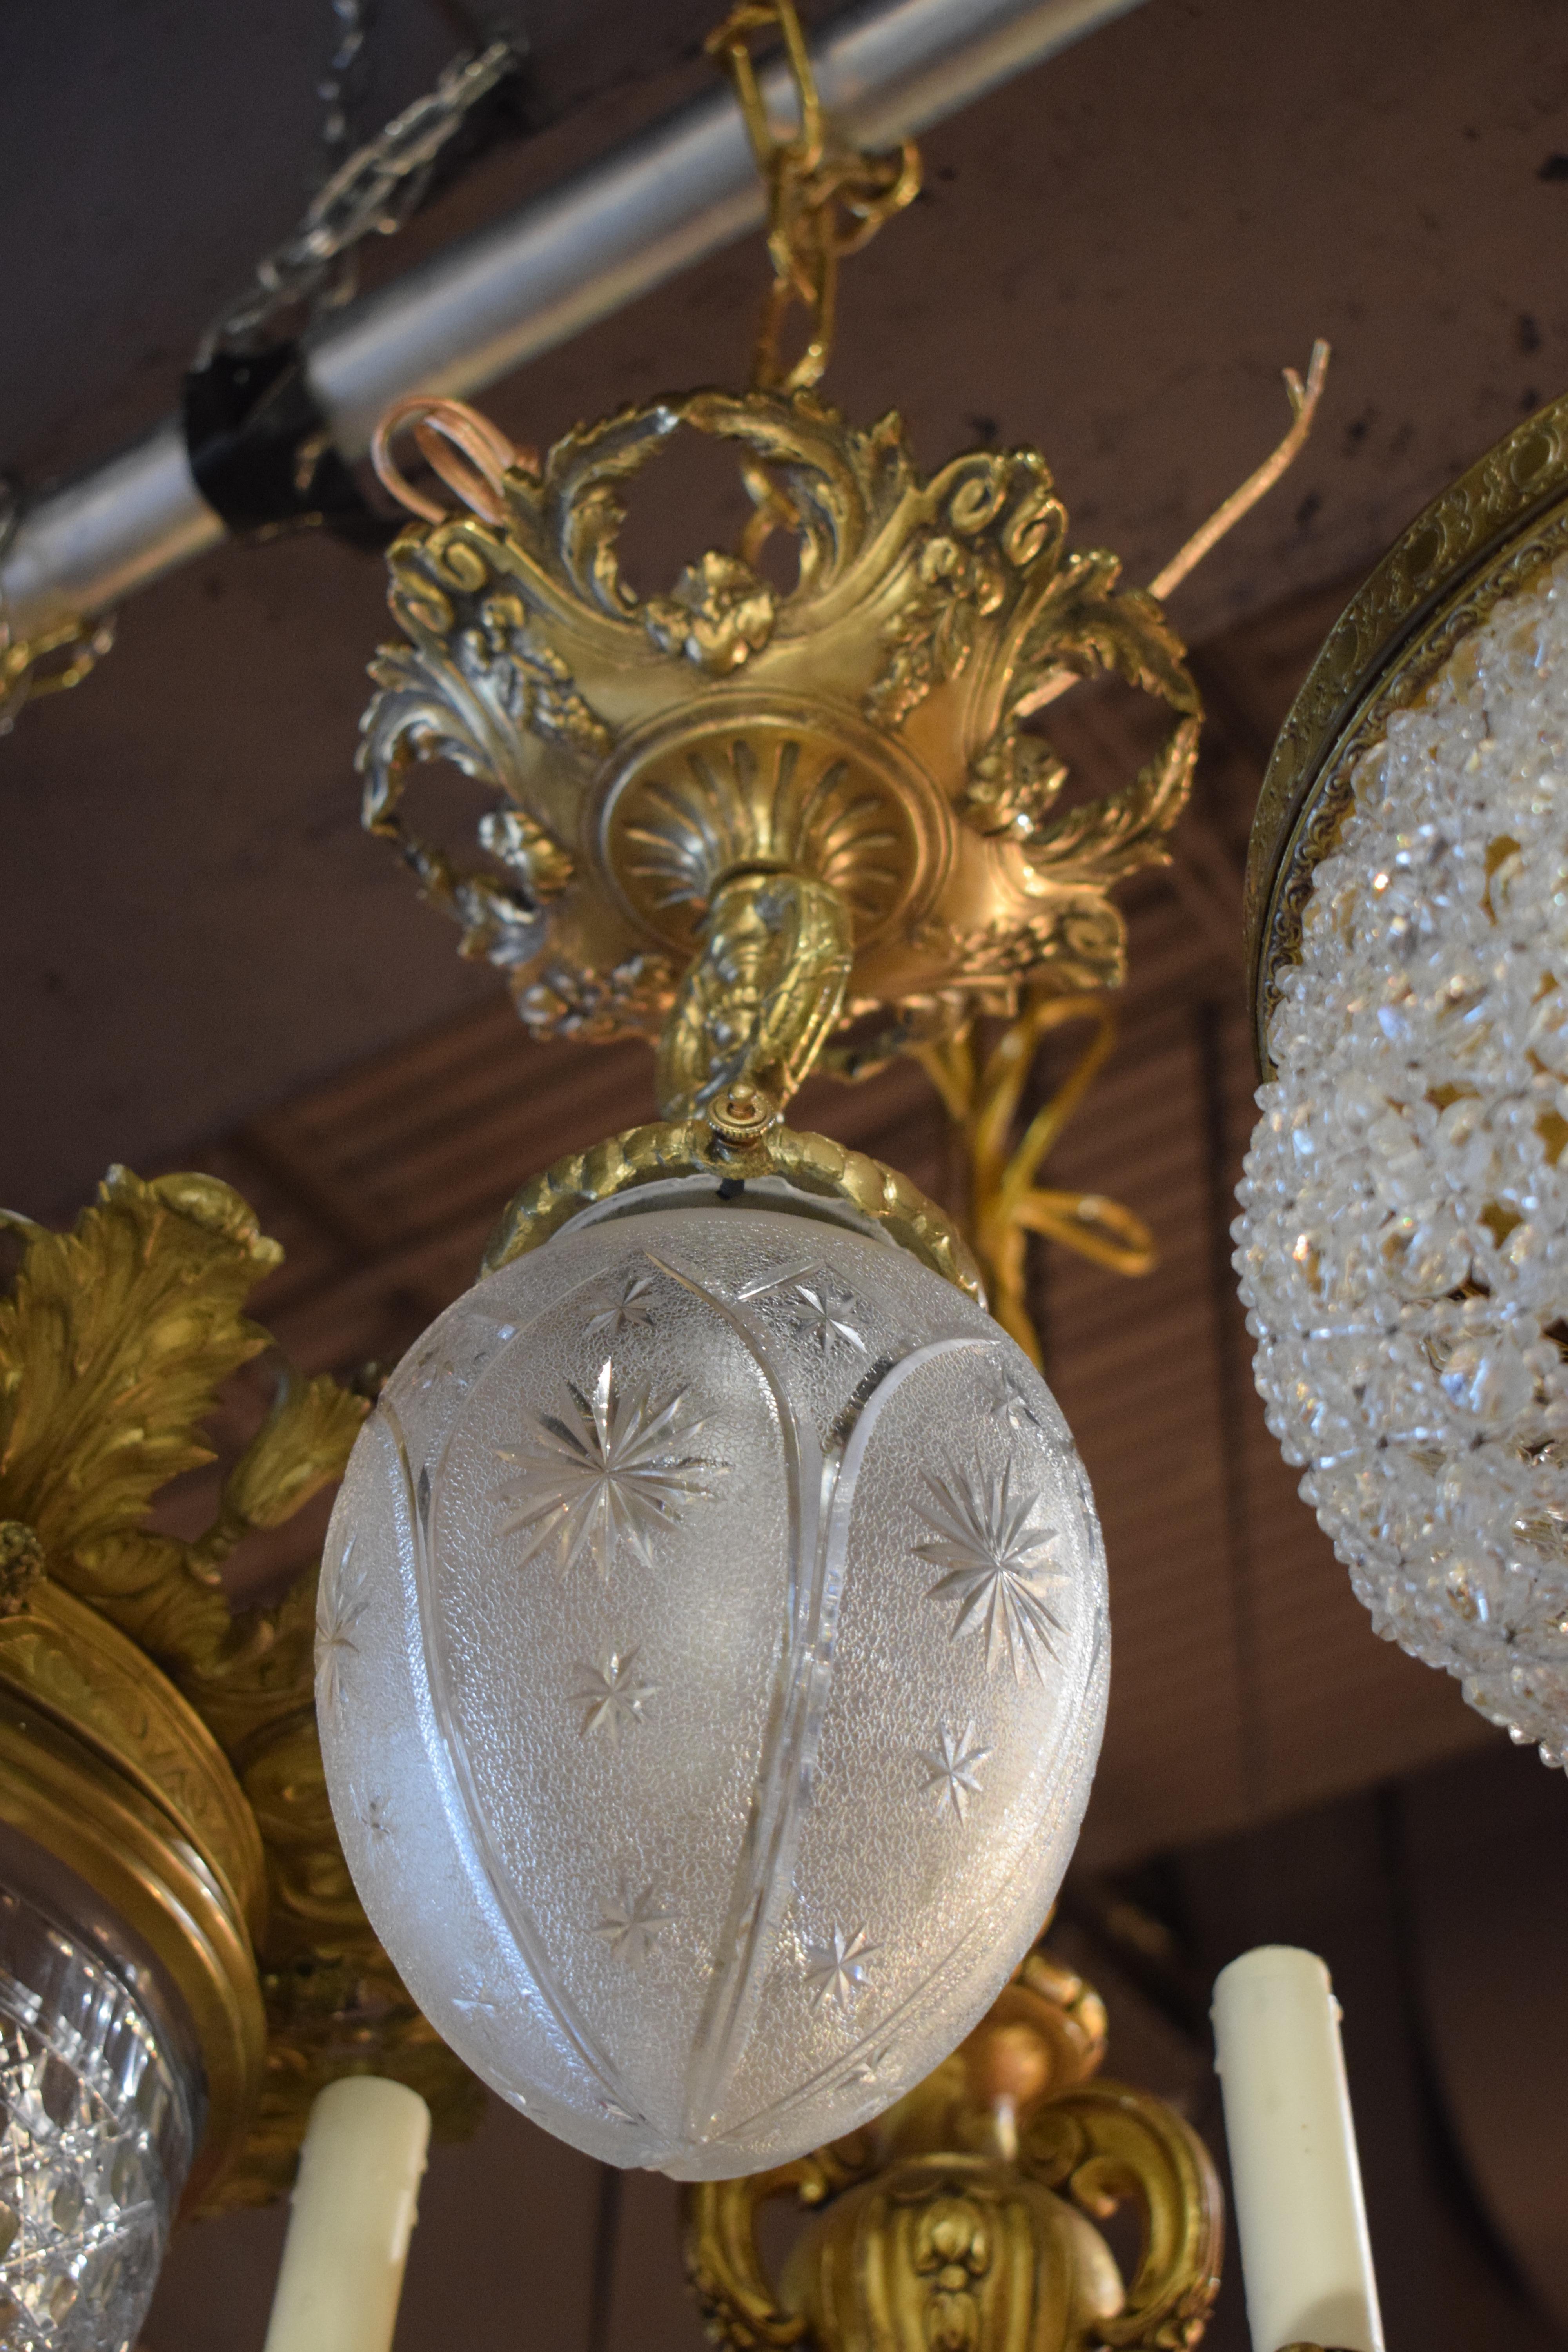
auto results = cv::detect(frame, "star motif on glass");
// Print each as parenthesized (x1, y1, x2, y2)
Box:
(803, 1925, 878, 2015)
(915, 1461, 1066, 1684)
(413, 1344, 458, 1394)
(738, 1261, 867, 1355)
(586, 1272, 657, 1339)
(593, 1885, 672, 1971)
(977, 1350, 1041, 1434)
(494, 1359, 717, 1577)
(315, 1538, 370, 1722)
(787, 1275, 867, 1356)
(355, 1789, 395, 1842)
(572, 1649, 658, 1744)
(919, 1722, 993, 1821)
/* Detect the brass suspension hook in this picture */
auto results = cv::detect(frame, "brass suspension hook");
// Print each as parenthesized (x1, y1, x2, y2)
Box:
(707, 0, 920, 559)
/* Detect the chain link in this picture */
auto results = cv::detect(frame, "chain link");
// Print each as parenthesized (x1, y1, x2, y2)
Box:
(200, 33, 524, 361)
(0, 482, 117, 736)
(706, 0, 919, 557)
(707, 0, 919, 396)
(4, 8, 524, 736)
(313, 0, 381, 316)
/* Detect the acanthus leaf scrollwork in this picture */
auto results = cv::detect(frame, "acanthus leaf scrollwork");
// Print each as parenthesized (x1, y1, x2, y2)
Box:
(358, 385, 1201, 1056)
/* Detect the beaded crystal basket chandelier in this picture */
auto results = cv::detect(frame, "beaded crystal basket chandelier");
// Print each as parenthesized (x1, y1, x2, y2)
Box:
(1240, 393, 1568, 1768)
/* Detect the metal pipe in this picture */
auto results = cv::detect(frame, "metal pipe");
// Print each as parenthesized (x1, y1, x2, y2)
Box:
(1, 422, 223, 638)
(2, 0, 1146, 643)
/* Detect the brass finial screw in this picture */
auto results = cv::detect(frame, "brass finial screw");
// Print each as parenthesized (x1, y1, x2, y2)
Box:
(705, 1082, 781, 1149)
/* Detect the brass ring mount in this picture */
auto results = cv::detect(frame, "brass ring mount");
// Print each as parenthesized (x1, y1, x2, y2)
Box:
(0, 1584, 267, 2207)
(1247, 387, 1568, 1075)
(481, 1116, 986, 1305)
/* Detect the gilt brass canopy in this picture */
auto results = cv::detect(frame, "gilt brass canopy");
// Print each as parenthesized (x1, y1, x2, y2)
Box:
(358, 386, 1201, 1105)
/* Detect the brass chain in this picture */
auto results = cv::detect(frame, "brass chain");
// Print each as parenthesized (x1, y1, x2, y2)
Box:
(0, 485, 116, 736)
(706, 0, 920, 558)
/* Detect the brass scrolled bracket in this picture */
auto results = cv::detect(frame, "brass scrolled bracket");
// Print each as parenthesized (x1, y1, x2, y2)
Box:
(657, 869, 854, 1118)
(0, 608, 117, 735)
(683, 1940, 1223, 2352)
(918, 994, 1158, 1368)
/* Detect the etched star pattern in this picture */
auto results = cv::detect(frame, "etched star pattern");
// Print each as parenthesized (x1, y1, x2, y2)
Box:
(572, 1649, 658, 1745)
(786, 1275, 867, 1357)
(315, 1539, 370, 1722)
(920, 1723, 993, 1821)
(978, 1351, 1041, 1435)
(355, 1790, 394, 1842)
(413, 1344, 457, 1395)
(586, 1273, 657, 1339)
(915, 1461, 1066, 1684)
(593, 1885, 672, 1971)
(494, 1358, 716, 1577)
(804, 1926, 878, 2016)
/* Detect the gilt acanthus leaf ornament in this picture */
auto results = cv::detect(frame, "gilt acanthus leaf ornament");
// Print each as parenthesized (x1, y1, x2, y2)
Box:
(0, 1167, 485, 2208)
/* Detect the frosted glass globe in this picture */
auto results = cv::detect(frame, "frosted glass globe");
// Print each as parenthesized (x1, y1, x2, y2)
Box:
(318, 1195, 1108, 2176)
(1238, 554, 1568, 1766)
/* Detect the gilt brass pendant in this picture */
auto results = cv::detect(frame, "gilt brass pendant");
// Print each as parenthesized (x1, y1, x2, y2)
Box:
(358, 385, 1201, 1096)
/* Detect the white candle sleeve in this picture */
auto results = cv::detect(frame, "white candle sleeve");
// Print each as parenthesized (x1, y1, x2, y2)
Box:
(262, 2077, 431, 2352)
(1211, 1945, 1384, 2352)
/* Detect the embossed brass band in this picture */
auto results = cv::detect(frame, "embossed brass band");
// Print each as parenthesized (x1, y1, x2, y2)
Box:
(1247, 388, 1568, 1074)
(0, 1581, 266, 1941)
(482, 1114, 987, 1303)
(0, 1684, 265, 2207)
